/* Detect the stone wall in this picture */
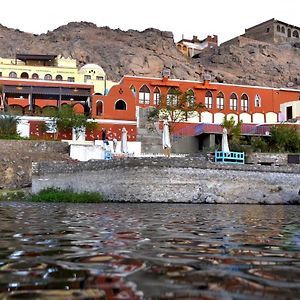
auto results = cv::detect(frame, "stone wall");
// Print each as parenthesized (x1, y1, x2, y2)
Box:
(32, 157, 300, 204)
(0, 140, 70, 189)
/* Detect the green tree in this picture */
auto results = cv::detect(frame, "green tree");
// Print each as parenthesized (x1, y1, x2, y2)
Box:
(269, 125, 300, 153)
(48, 104, 97, 140)
(0, 115, 21, 139)
(148, 89, 204, 134)
(221, 116, 243, 151)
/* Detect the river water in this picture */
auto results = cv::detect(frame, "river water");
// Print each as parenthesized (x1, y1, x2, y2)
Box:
(0, 202, 299, 299)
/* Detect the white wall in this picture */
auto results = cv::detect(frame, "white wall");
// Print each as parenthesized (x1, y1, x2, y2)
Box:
(214, 112, 225, 124)
(266, 112, 278, 124)
(240, 113, 251, 123)
(252, 113, 264, 124)
(280, 101, 300, 120)
(200, 111, 213, 123)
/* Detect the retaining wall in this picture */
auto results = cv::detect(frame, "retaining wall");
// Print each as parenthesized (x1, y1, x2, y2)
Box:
(32, 157, 300, 204)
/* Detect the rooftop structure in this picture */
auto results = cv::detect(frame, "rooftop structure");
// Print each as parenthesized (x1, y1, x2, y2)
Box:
(243, 18, 300, 44)
(176, 35, 218, 58)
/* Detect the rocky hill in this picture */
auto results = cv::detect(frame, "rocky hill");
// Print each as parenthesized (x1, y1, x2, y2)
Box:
(0, 22, 299, 89)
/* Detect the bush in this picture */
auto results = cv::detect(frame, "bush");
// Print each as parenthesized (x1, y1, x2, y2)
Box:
(251, 137, 269, 152)
(30, 187, 104, 203)
(0, 115, 21, 139)
(269, 125, 300, 153)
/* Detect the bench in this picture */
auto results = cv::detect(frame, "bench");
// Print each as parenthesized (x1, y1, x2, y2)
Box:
(214, 151, 245, 164)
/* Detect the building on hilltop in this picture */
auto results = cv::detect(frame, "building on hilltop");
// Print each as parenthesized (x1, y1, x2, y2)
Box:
(176, 35, 218, 58)
(243, 18, 300, 44)
(0, 54, 116, 95)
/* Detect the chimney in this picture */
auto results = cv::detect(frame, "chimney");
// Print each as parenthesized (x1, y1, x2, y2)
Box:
(192, 35, 198, 42)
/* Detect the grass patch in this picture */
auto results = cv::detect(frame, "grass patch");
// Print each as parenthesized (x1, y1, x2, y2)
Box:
(0, 190, 26, 201)
(30, 187, 104, 203)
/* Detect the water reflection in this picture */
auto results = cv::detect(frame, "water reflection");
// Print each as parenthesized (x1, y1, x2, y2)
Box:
(0, 202, 299, 299)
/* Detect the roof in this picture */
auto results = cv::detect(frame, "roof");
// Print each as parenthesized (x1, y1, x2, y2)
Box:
(16, 54, 57, 61)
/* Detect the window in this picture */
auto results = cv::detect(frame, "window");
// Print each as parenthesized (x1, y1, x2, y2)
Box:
(96, 101, 103, 115)
(154, 87, 160, 105)
(255, 94, 261, 107)
(293, 30, 299, 38)
(241, 94, 249, 111)
(229, 93, 238, 111)
(9, 71, 17, 78)
(288, 28, 291, 37)
(84, 75, 91, 82)
(266, 28, 270, 33)
(56, 74, 63, 81)
(32, 73, 39, 80)
(205, 91, 213, 109)
(277, 25, 281, 32)
(0, 72, 2, 77)
(67, 77, 75, 82)
(20, 72, 29, 79)
(186, 89, 195, 106)
(167, 88, 179, 106)
(44, 74, 52, 80)
(281, 26, 285, 34)
(115, 99, 126, 110)
(216, 92, 224, 109)
(130, 85, 136, 96)
(96, 76, 104, 80)
(139, 85, 150, 104)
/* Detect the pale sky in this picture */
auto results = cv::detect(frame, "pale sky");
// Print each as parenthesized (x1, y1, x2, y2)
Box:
(2, 0, 299, 44)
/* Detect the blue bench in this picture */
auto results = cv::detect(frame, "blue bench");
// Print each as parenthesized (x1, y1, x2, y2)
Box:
(214, 151, 245, 164)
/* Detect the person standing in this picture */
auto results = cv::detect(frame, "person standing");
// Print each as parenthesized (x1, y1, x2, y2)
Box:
(112, 137, 118, 153)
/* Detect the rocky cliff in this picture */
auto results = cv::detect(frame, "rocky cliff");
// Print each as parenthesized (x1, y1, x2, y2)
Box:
(0, 22, 299, 89)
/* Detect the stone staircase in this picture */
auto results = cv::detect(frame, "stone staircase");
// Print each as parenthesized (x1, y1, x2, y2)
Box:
(136, 108, 163, 154)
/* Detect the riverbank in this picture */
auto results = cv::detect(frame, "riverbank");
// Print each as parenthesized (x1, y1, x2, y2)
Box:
(32, 157, 300, 204)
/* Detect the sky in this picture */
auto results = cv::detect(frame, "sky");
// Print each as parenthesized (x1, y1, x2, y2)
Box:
(2, 0, 299, 44)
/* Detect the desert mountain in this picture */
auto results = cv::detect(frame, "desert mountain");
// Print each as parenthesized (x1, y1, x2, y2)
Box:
(0, 21, 299, 89)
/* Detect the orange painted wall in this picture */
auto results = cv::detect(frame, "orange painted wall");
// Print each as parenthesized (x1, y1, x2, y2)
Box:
(91, 84, 136, 121)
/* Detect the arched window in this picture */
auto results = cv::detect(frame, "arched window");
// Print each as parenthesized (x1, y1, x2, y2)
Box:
(154, 87, 160, 105)
(32, 73, 39, 80)
(276, 25, 281, 32)
(241, 94, 249, 112)
(205, 91, 213, 109)
(183, 45, 187, 51)
(216, 92, 224, 109)
(130, 85, 136, 96)
(293, 30, 299, 38)
(44, 74, 52, 80)
(20, 72, 29, 79)
(115, 99, 126, 110)
(186, 89, 195, 106)
(288, 28, 291, 37)
(9, 71, 17, 78)
(139, 85, 150, 104)
(96, 101, 103, 115)
(229, 93, 238, 111)
(177, 44, 182, 49)
(56, 74, 63, 81)
(167, 88, 179, 106)
(281, 26, 285, 34)
(255, 94, 261, 107)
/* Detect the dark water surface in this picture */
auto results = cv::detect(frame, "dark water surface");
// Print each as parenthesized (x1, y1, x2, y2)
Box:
(0, 202, 299, 299)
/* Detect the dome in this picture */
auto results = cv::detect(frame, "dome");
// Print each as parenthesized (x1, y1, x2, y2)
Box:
(79, 63, 106, 76)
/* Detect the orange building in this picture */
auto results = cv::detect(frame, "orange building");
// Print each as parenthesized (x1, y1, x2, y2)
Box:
(1, 69, 299, 151)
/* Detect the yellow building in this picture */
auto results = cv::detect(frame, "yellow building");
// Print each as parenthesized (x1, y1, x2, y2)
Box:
(0, 54, 116, 95)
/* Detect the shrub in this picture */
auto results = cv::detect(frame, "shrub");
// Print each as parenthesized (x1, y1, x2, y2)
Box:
(251, 137, 269, 152)
(0, 115, 21, 139)
(30, 187, 104, 203)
